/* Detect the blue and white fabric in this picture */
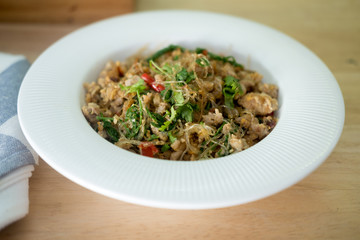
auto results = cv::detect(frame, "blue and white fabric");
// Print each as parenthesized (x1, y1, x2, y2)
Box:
(0, 53, 38, 230)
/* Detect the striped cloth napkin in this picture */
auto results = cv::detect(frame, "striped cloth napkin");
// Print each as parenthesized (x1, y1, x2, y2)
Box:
(0, 53, 38, 230)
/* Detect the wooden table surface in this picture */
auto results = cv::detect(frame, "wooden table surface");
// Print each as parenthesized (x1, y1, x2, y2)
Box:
(1, 0, 359, 239)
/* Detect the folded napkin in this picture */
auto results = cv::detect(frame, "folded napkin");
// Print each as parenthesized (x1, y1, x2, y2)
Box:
(0, 53, 38, 230)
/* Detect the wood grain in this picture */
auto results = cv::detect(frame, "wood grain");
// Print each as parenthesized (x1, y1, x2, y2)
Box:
(0, 0, 360, 239)
(0, 0, 134, 24)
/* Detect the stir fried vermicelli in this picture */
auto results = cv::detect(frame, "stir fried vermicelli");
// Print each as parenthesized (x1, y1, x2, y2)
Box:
(82, 45, 278, 160)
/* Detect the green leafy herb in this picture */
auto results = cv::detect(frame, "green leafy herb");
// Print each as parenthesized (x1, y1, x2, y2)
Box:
(119, 79, 147, 94)
(96, 113, 119, 142)
(186, 71, 195, 83)
(96, 114, 119, 143)
(175, 68, 195, 85)
(161, 144, 171, 152)
(176, 103, 194, 122)
(102, 121, 120, 143)
(176, 68, 188, 82)
(159, 106, 177, 131)
(223, 75, 243, 108)
(147, 109, 166, 128)
(161, 86, 173, 102)
(137, 91, 144, 129)
(147, 45, 184, 62)
(124, 105, 141, 138)
(173, 55, 179, 61)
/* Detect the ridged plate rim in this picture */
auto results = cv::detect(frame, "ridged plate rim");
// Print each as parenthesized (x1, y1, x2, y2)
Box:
(18, 10, 345, 209)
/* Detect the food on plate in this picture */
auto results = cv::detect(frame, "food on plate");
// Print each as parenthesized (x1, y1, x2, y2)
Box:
(82, 45, 278, 160)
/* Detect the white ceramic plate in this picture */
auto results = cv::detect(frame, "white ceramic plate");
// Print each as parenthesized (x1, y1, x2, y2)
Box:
(18, 10, 344, 209)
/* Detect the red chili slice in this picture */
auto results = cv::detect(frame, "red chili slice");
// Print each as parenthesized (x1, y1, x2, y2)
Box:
(151, 83, 165, 92)
(139, 142, 159, 158)
(140, 73, 165, 92)
(140, 73, 155, 84)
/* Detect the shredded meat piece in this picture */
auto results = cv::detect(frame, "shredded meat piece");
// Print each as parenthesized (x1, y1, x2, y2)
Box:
(84, 82, 101, 103)
(239, 92, 278, 115)
(124, 76, 140, 86)
(110, 97, 124, 114)
(82, 103, 100, 123)
(239, 72, 262, 91)
(229, 134, 247, 152)
(202, 108, 224, 126)
(115, 142, 133, 150)
(160, 150, 172, 159)
(96, 122, 107, 138)
(240, 79, 256, 92)
(154, 74, 165, 83)
(222, 106, 240, 119)
(156, 102, 169, 115)
(262, 116, 277, 129)
(125, 61, 143, 77)
(257, 83, 278, 99)
(235, 112, 253, 129)
(221, 62, 237, 78)
(249, 119, 270, 140)
(170, 137, 187, 160)
(170, 150, 183, 160)
(171, 139, 186, 152)
(142, 92, 153, 108)
(102, 61, 120, 82)
(211, 77, 223, 99)
(153, 94, 162, 106)
(222, 123, 232, 135)
(120, 99, 134, 118)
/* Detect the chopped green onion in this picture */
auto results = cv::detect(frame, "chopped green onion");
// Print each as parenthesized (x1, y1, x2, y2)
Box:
(195, 47, 243, 69)
(147, 45, 184, 62)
